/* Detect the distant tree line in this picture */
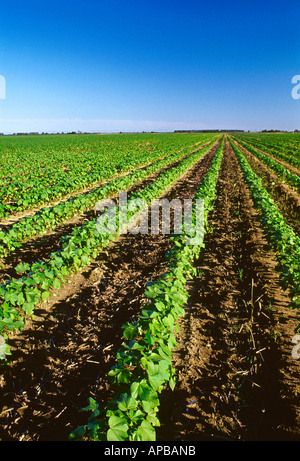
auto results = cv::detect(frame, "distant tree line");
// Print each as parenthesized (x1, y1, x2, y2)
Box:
(174, 129, 245, 133)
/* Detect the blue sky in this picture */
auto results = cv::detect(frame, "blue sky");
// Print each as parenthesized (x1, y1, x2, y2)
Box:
(0, 0, 299, 133)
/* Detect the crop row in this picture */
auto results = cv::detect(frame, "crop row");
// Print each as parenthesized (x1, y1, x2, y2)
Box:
(0, 137, 222, 353)
(0, 138, 217, 260)
(232, 138, 300, 194)
(69, 139, 225, 441)
(234, 134, 300, 168)
(229, 139, 300, 311)
(235, 132, 300, 155)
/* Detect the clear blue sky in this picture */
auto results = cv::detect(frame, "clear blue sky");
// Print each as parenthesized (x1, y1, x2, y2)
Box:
(0, 0, 299, 133)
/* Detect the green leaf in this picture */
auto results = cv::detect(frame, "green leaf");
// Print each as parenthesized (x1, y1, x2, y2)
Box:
(117, 394, 138, 412)
(41, 290, 51, 302)
(5, 342, 12, 356)
(107, 415, 129, 441)
(17, 292, 25, 306)
(69, 425, 86, 441)
(148, 372, 165, 391)
(135, 420, 156, 441)
(122, 321, 138, 339)
(45, 269, 55, 279)
(158, 359, 171, 380)
(15, 263, 31, 274)
(80, 397, 99, 413)
(130, 380, 148, 399)
(23, 302, 35, 315)
(144, 328, 153, 345)
(169, 376, 176, 391)
(53, 278, 61, 290)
